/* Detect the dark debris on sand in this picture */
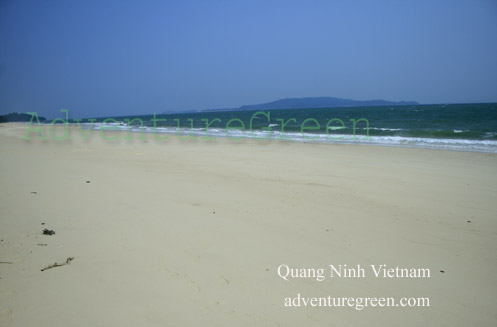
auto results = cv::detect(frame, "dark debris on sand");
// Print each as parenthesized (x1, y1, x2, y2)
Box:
(41, 257, 74, 272)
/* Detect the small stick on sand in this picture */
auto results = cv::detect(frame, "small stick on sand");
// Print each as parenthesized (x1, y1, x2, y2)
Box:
(0, 261, 13, 264)
(41, 257, 74, 272)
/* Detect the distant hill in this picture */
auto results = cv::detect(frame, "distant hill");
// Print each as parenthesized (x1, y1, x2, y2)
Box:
(0, 112, 46, 123)
(162, 97, 418, 114)
(200, 97, 418, 112)
(237, 97, 418, 111)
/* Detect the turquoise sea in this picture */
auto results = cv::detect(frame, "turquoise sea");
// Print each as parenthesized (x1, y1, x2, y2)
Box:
(81, 103, 497, 153)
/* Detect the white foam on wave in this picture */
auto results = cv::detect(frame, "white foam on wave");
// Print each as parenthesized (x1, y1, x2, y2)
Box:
(369, 127, 403, 131)
(80, 122, 497, 153)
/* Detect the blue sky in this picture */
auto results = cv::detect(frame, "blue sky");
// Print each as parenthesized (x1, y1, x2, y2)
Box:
(1, 0, 496, 118)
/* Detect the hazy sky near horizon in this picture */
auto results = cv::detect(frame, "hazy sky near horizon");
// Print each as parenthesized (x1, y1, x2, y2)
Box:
(1, 0, 496, 118)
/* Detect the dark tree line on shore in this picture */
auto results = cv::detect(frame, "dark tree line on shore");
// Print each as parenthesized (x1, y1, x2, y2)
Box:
(0, 112, 47, 123)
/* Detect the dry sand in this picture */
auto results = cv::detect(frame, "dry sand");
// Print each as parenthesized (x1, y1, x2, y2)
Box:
(1, 123, 496, 326)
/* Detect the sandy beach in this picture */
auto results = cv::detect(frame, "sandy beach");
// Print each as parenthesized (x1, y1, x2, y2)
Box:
(1, 122, 496, 326)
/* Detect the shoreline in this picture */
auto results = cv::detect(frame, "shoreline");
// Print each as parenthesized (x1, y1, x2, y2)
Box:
(9, 121, 497, 154)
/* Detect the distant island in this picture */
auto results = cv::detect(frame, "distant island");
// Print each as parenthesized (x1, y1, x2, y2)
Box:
(0, 112, 47, 123)
(199, 97, 418, 112)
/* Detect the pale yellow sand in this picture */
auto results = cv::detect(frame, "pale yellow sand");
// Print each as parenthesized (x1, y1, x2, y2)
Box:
(1, 123, 496, 326)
